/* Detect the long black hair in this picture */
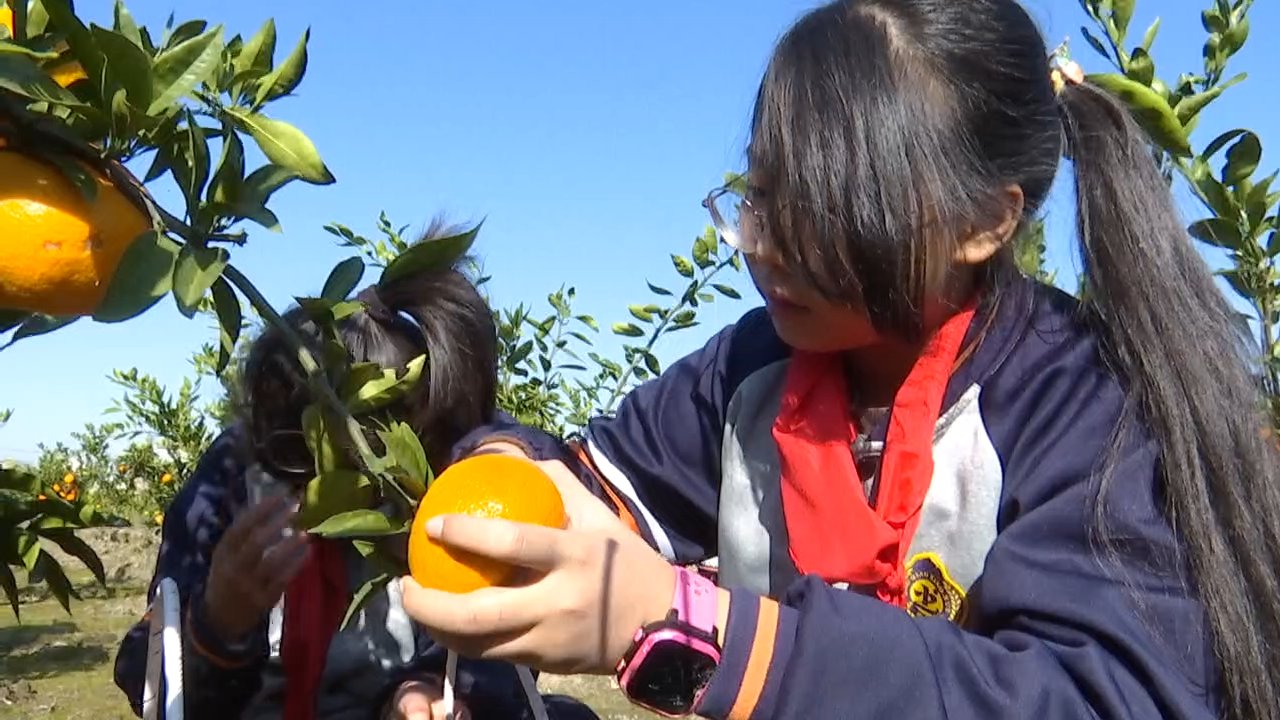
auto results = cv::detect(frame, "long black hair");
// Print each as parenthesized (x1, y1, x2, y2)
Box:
(749, 2, 1280, 717)
(241, 220, 499, 476)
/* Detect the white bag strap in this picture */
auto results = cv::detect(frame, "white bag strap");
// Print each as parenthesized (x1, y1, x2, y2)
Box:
(141, 577, 184, 720)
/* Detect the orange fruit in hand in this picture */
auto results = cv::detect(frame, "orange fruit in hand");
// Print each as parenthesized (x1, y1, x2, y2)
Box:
(0, 151, 150, 316)
(408, 454, 566, 594)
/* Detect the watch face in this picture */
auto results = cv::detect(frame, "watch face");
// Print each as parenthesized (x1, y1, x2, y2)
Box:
(623, 637, 719, 716)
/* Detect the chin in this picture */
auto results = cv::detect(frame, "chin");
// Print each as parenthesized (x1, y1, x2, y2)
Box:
(768, 310, 861, 353)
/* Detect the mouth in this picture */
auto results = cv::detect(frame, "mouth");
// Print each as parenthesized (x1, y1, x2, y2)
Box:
(762, 287, 808, 313)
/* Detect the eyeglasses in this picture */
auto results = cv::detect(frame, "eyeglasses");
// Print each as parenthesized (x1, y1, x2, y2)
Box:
(254, 429, 316, 487)
(702, 184, 767, 255)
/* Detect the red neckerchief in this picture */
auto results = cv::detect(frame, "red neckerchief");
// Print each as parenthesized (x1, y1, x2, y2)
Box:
(282, 537, 349, 720)
(771, 302, 977, 607)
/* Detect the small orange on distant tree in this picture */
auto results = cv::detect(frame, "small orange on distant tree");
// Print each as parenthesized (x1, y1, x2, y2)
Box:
(0, 151, 150, 316)
(408, 454, 566, 594)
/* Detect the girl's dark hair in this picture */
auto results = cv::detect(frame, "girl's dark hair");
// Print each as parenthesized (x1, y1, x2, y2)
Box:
(241, 219, 498, 475)
(751, 1, 1280, 717)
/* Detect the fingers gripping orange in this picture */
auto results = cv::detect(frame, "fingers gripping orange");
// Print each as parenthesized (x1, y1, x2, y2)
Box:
(408, 453, 566, 594)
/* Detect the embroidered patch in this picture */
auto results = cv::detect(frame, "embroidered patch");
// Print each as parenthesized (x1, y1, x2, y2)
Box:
(905, 552, 967, 622)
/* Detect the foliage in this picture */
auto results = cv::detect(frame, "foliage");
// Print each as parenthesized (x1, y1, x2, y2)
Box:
(1, 435, 114, 619)
(1066, 0, 1277, 423)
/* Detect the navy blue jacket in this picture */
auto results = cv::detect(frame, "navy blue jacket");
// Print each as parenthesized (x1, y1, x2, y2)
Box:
(455, 278, 1220, 719)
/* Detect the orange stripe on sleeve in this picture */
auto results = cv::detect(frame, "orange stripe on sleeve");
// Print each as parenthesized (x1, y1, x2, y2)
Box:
(571, 442, 642, 535)
(726, 598, 780, 720)
(185, 607, 257, 669)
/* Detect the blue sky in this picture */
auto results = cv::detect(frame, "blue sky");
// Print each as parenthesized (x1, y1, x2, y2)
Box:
(2, 0, 1276, 461)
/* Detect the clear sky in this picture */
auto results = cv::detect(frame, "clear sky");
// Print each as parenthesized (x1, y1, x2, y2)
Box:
(2, 0, 1276, 461)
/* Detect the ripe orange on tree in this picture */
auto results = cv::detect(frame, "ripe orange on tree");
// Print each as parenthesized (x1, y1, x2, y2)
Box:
(408, 454, 566, 594)
(0, 150, 150, 316)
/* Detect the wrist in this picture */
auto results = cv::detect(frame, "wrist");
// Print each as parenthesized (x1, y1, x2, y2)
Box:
(196, 588, 257, 649)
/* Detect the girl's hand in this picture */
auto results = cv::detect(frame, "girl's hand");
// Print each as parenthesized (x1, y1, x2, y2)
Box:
(400, 513, 676, 675)
(384, 676, 469, 720)
(203, 494, 310, 641)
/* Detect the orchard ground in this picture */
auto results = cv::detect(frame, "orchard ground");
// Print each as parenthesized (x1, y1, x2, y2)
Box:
(0, 528, 658, 720)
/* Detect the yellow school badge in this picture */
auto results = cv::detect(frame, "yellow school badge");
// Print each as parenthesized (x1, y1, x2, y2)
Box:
(905, 552, 967, 623)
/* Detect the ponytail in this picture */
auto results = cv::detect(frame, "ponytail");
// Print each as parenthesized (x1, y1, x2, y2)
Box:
(1060, 81, 1280, 720)
(242, 220, 498, 474)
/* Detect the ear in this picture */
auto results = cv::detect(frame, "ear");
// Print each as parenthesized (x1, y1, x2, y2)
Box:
(954, 185, 1025, 266)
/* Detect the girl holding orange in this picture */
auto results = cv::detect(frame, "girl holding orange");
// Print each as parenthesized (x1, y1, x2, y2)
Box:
(400, 1, 1280, 719)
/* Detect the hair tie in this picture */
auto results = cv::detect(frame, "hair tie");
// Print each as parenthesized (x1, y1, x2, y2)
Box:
(1049, 41, 1085, 95)
(356, 286, 396, 324)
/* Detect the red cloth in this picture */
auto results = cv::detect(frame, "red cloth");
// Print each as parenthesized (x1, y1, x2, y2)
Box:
(282, 537, 350, 720)
(772, 303, 977, 607)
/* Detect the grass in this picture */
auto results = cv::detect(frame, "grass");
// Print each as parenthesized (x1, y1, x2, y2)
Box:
(0, 528, 657, 720)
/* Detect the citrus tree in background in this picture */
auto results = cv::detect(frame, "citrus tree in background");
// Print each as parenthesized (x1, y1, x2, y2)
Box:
(1040, 0, 1278, 424)
(0, 0, 468, 621)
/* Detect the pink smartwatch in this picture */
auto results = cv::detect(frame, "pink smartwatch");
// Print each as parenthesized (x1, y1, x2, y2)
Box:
(615, 566, 723, 717)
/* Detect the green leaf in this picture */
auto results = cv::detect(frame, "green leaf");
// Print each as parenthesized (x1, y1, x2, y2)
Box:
(1111, 0, 1135, 35)
(692, 229, 716, 269)
(40, 0, 105, 100)
(253, 28, 308, 107)
(171, 245, 228, 318)
(90, 25, 153, 109)
(1202, 8, 1227, 33)
(301, 405, 344, 473)
(376, 423, 430, 499)
(30, 549, 75, 614)
(163, 19, 208, 50)
(322, 257, 365, 302)
(234, 18, 276, 78)
(380, 224, 478, 286)
(671, 254, 696, 278)
(1223, 132, 1261, 186)
(345, 355, 427, 414)
(242, 164, 300, 204)
(94, 231, 182, 323)
(171, 111, 210, 219)
(1124, 48, 1154, 85)
(1080, 26, 1111, 60)
(340, 571, 391, 631)
(227, 109, 335, 185)
(36, 530, 105, 587)
(1222, 15, 1249, 54)
(209, 123, 244, 205)
(148, 26, 223, 116)
(308, 509, 399, 538)
(643, 351, 661, 376)
(1139, 16, 1160, 51)
(1086, 72, 1191, 157)
(1, 315, 76, 349)
(0, 562, 17, 620)
(1202, 128, 1250, 160)
(0, 53, 85, 106)
(1187, 217, 1243, 249)
(227, 200, 281, 232)
(1174, 73, 1246, 125)
(628, 305, 655, 323)
(112, 0, 143, 47)
(297, 471, 376, 530)
(0, 310, 31, 334)
(612, 322, 644, 338)
(646, 281, 673, 297)
(210, 278, 241, 373)
(0, 40, 60, 60)
(712, 283, 741, 299)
